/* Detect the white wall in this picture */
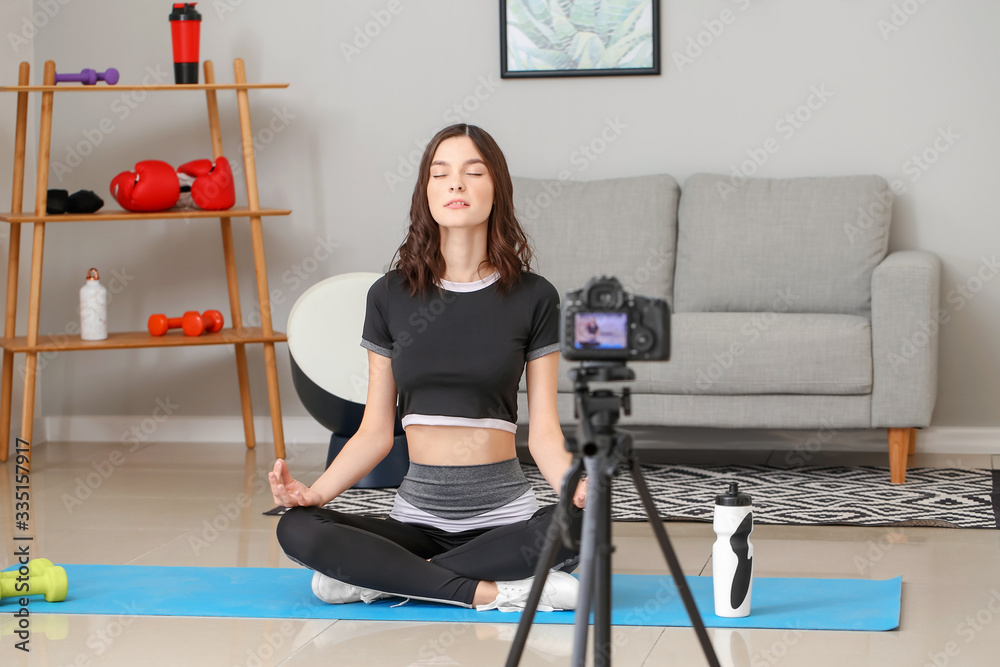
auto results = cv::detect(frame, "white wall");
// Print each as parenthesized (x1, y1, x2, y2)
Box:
(2, 1, 997, 441)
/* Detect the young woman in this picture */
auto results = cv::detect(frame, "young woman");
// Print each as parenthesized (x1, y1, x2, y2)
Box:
(271, 124, 586, 612)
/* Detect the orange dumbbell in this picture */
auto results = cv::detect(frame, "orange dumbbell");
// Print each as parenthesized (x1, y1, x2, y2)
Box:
(148, 310, 224, 337)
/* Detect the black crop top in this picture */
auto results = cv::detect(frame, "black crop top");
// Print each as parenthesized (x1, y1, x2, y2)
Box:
(360, 270, 561, 433)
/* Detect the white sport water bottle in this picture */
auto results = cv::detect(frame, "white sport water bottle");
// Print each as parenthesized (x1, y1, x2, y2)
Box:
(79, 267, 108, 341)
(713, 482, 754, 618)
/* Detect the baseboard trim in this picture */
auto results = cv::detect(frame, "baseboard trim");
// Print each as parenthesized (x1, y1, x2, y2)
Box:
(34, 417, 999, 455)
(41, 415, 331, 448)
(916, 427, 1000, 454)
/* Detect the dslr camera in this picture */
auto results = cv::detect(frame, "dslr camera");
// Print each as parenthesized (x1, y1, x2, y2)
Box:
(560, 276, 670, 362)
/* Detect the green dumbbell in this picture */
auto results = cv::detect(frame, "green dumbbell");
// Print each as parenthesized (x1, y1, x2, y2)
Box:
(1, 558, 55, 580)
(0, 565, 68, 603)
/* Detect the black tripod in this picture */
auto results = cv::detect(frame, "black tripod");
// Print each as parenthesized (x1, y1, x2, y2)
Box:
(505, 361, 721, 667)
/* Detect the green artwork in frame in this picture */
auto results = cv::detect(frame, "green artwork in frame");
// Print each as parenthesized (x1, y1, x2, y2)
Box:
(500, 0, 660, 78)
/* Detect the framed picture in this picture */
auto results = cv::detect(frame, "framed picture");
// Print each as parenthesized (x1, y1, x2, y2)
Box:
(500, 0, 660, 79)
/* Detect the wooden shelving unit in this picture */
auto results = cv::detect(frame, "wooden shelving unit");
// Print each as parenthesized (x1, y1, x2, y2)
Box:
(0, 206, 291, 224)
(0, 58, 291, 465)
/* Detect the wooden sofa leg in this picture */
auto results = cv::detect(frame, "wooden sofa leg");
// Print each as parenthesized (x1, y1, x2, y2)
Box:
(908, 428, 917, 455)
(888, 428, 914, 484)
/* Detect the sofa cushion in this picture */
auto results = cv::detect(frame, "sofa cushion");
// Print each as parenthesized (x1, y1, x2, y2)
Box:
(674, 174, 891, 317)
(512, 174, 680, 306)
(648, 312, 873, 395)
(520, 312, 872, 396)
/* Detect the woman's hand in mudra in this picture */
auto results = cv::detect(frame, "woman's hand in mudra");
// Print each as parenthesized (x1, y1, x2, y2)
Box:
(573, 477, 588, 509)
(269, 459, 323, 507)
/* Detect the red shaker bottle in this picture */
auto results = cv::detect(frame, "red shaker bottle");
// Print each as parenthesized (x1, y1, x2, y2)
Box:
(169, 3, 202, 84)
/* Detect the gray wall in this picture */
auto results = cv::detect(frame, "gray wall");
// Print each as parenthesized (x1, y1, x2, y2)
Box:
(1, 1, 997, 433)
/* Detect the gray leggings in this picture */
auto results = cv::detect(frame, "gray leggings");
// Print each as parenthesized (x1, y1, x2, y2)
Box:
(276, 503, 582, 606)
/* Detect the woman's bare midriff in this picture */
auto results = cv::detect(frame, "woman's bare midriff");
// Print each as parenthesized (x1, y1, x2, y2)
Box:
(404, 424, 516, 466)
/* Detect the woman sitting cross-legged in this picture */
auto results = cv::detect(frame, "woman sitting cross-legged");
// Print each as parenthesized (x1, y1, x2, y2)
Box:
(271, 123, 585, 611)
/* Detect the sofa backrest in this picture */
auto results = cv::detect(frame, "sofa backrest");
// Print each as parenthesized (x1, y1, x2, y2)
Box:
(673, 174, 892, 318)
(512, 174, 680, 306)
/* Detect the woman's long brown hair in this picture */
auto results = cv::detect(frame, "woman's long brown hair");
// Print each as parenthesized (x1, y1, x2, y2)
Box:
(392, 124, 534, 297)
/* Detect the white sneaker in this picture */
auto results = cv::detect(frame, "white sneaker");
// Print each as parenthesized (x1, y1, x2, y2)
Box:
(311, 571, 389, 605)
(477, 570, 579, 612)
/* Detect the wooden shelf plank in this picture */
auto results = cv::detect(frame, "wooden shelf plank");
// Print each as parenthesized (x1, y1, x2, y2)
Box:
(0, 327, 287, 353)
(0, 83, 289, 93)
(0, 206, 291, 223)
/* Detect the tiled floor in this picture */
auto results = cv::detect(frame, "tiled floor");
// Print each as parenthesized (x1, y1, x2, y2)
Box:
(1, 440, 998, 666)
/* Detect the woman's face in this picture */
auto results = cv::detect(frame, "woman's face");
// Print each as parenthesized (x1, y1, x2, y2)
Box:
(426, 135, 495, 230)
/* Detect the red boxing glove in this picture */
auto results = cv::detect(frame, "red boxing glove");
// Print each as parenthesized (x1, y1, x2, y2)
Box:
(176, 156, 236, 210)
(109, 160, 180, 212)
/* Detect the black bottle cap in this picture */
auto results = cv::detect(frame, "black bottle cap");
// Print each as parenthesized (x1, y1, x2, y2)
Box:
(715, 481, 752, 506)
(174, 62, 199, 84)
(169, 3, 202, 21)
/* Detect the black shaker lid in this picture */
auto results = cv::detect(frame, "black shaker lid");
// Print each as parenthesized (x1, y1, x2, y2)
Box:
(170, 3, 202, 21)
(715, 482, 752, 506)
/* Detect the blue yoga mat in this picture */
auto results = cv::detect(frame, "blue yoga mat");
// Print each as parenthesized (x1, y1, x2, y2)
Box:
(5, 565, 901, 631)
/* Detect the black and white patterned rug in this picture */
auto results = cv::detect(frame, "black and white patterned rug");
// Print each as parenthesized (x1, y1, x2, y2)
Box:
(318, 464, 999, 529)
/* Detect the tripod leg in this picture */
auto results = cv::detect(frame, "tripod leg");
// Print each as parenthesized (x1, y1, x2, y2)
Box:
(505, 458, 585, 667)
(629, 457, 722, 667)
(580, 457, 615, 667)
(572, 456, 602, 666)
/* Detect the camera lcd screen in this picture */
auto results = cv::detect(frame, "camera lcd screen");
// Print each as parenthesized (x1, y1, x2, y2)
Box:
(573, 312, 628, 350)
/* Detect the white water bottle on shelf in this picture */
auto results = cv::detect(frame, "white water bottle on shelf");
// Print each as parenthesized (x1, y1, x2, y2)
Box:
(79, 267, 108, 341)
(713, 482, 754, 618)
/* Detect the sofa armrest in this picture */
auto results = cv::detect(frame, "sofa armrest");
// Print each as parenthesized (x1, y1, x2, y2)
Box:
(871, 250, 942, 427)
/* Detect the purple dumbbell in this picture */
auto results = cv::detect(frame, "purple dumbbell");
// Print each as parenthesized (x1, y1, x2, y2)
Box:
(53, 68, 120, 86)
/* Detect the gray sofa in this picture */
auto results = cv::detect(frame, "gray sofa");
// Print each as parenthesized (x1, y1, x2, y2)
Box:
(513, 173, 940, 484)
